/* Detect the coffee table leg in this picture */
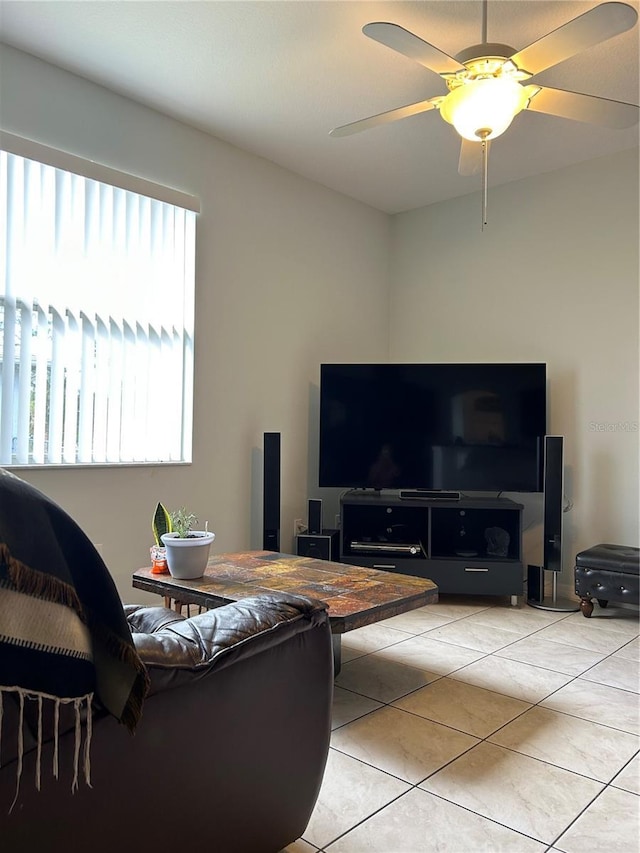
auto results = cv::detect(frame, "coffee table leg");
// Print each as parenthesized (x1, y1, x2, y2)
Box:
(332, 635, 342, 677)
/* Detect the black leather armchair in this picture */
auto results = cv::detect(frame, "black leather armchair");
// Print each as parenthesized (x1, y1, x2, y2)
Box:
(1, 592, 333, 853)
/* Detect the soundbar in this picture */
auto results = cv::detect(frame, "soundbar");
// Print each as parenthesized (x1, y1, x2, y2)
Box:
(399, 490, 461, 501)
(351, 541, 422, 555)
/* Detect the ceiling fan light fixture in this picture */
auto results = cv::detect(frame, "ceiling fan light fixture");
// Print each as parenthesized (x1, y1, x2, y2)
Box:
(440, 77, 529, 141)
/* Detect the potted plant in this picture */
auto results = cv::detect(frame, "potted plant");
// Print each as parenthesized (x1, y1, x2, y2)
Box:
(159, 505, 215, 579)
(150, 502, 172, 573)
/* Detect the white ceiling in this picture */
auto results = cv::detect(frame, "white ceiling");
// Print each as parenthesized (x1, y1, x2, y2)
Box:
(0, 0, 638, 213)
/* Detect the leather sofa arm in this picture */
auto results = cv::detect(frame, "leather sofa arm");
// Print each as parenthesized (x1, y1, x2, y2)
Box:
(124, 603, 185, 632)
(127, 593, 329, 696)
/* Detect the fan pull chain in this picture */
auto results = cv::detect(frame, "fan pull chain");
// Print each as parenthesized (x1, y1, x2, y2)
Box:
(479, 132, 489, 230)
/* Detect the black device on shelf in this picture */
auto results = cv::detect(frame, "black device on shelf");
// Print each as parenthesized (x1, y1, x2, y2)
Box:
(319, 362, 546, 493)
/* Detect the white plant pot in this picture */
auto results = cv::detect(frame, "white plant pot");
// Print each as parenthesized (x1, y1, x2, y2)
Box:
(161, 531, 215, 579)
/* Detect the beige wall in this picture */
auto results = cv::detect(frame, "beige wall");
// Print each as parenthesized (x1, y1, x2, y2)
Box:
(389, 148, 640, 594)
(2, 44, 638, 605)
(0, 45, 390, 602)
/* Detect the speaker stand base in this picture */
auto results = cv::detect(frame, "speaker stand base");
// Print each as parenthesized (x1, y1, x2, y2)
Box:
(527, 596, 580, 612)
(527, 570, 580, 612)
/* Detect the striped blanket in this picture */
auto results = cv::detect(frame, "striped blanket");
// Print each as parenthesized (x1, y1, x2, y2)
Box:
(0, 469, 149, 809)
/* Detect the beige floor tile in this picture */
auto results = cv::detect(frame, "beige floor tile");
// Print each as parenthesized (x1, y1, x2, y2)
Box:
(325, 787, 547, 853)
(340, 644, 364, 664)
(561, 608, 640, 636)
(612, 754, 640, 795)
(489, 706, 640, 782)
(302, 748, 410, 849)
(495, 635, 607, 675)
(421, 619, 528, 652)
(375, 634, 486, 674)
(420, 742, 604, 845)
(614, 637, 640, 661)
(426, 597, 499, 619)
(330, 704, 478, 784)
(554, 785, 640, 853)
(580, 655, 640, 692)
(331, 685, 382, 730)
(393, 677, 531, 738)
(341, 623, 412, 656)
(466, 606, 572, 632)
(308, 597, 639, 853)
(280, 839, 318, 853)
(541, 679, 640, 735)
(534, 620, 636, 654)
(335, 653, 440, 703)
(449, 655, 573, 703)
(380, 608, 454, 634)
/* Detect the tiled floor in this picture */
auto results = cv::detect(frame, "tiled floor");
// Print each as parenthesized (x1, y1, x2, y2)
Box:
(286, 595, 639, 853)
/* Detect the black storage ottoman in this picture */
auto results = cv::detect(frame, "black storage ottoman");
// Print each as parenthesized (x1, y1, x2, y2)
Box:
(575, 544, 640, 617)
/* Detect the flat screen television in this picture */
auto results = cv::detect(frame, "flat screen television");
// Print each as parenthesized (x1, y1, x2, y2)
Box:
(319, 363, 547, 493)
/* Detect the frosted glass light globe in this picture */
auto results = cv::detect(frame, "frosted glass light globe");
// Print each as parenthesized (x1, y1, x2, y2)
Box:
(441, 78, 529, 141)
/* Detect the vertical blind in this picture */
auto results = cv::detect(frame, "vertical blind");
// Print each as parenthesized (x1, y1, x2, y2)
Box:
(0, 145, 197, 465)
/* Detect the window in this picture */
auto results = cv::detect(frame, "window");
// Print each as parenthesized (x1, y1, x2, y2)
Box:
(0, 134, 198, 466)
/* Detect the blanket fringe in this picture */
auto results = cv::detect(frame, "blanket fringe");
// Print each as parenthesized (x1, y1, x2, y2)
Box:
(36, 694, 42, 791)
(0, 543, 85, 621)
(1, 686, 93, 814)
(1, 543, 149, 732)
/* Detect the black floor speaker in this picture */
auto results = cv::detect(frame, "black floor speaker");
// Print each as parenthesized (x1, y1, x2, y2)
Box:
(308, 499, 323, 535)
(263, 432, 281, 551)
(528, 435, 578, 612)
(296, 529, 339, 562)
(543, 435, 564, 574)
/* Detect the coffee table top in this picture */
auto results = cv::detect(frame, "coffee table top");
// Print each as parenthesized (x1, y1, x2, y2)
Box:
(133, 549, 438, 633)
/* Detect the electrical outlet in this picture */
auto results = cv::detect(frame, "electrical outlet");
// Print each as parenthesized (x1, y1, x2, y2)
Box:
(335, 514, 341, 529)
(294, 518, 307, 537)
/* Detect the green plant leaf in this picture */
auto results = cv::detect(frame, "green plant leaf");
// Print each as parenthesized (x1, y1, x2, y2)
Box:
(152, 502, 173, 546)
(170, 507, 198, 538)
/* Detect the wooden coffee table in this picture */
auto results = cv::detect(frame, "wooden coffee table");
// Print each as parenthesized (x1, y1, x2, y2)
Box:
(133, 550, 438, 673)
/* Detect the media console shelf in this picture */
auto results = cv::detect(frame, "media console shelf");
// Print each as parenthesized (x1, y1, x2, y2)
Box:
(340, 491, 524, 604)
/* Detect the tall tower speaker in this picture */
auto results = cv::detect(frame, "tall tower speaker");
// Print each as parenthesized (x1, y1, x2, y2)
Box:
(263, 432, 281, 552)
(528, 435, 579, 612)
(543, 435, 564, 574)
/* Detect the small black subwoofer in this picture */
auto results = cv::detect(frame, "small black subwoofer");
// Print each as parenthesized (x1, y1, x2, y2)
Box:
(296, 529, 339, 562)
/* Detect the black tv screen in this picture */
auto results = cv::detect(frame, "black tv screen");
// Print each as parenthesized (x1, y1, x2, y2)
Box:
(319, 363, 547, 493)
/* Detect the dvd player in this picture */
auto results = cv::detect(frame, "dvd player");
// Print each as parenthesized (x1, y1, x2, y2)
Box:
(350, 541, 422, 555)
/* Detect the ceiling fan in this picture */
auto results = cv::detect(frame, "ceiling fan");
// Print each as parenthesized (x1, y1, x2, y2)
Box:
(330, 1, 639, 223)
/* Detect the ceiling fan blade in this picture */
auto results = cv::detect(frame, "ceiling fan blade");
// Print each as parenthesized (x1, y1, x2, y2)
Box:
(526, 85, 639, 128)
(330, 98, 440, 138)
(509, 2, 638, 77)
(363, 22, 465, 76)
(458, 139, 487, 176)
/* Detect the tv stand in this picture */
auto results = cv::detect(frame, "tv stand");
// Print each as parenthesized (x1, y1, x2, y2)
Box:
(399, 490, 462, 501)
(340, 490, 523, 602)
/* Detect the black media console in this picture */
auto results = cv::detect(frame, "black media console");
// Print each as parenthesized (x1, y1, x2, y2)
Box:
(340, 491, 524, 603)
